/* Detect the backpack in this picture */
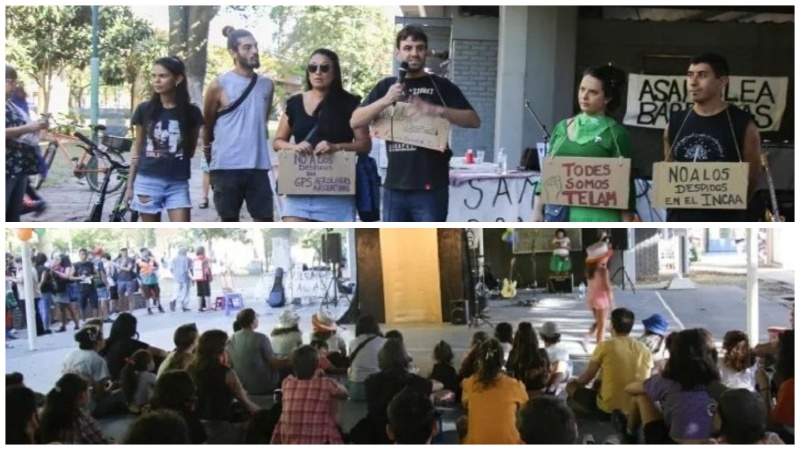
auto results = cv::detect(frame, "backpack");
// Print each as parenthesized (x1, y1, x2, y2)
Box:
(355, 154, 381, 222)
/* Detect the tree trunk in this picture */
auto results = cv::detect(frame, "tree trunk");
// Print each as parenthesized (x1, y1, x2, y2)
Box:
(169, 6, 219, 105)
(271, 228, 292, 272)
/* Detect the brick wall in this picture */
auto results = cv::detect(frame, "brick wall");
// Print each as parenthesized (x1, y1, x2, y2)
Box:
(450, 39, 498, 158)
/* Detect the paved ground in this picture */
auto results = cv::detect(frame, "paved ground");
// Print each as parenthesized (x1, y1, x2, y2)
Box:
(31, 159, 232, 222)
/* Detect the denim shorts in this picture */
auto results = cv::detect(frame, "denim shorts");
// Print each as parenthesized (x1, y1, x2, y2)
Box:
(131, 174, 191, 214)
(282, 195, 356, 222)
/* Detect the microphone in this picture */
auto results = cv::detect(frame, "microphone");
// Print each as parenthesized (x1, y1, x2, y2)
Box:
(394, 62, 409, 106)
(398, 61, 409, 84)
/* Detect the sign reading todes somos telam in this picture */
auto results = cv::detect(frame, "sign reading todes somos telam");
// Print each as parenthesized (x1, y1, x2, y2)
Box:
(624, 74, 789, 132)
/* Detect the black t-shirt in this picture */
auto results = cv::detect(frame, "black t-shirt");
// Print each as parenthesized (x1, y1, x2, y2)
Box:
(117, 257, 135, 282)
(73, 261, 96, 293)
(132, 102, 203, 180)
(666, 105, 753, 222)
(430, 362, 459, 393)
(364, 371, 433, 443)
(361, 75, 474, 191)
(103, 338, 150, 380)
(286, 92, 360, 147)
(37, 266, 55, 295)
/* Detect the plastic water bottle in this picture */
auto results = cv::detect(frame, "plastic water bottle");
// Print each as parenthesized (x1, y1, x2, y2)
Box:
(578, 282, 586, 301)
(496, 147, 507, 174)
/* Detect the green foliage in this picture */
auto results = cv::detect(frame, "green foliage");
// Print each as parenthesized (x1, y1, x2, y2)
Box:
(269, 6, 394, 97)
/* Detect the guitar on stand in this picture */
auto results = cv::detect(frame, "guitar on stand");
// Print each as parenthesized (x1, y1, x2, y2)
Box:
(501, 257, 518, 299)
(761, 153, 785, 222)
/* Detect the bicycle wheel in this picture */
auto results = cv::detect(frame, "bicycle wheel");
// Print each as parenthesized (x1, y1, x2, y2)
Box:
(86, 152, 125, 193)
(109, 206, 139, 222)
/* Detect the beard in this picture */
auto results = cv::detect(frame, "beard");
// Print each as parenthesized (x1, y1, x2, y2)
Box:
(237, 54, 261, 70)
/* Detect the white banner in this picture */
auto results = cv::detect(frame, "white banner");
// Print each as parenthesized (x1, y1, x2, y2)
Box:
(624, 74, 789, 132)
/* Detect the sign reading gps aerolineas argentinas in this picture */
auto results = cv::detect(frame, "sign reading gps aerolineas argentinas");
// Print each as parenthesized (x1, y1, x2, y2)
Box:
(540, 157, 631, 209)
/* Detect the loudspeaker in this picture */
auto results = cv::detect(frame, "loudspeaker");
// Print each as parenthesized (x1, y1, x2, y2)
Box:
(322, 233, 342, 264)
(609, 229, 629, 251)
(450, 300, 467, 325)
(548, 275, 573, 294)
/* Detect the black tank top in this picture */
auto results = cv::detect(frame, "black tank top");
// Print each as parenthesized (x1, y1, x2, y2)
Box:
(666, 105, 753, 222)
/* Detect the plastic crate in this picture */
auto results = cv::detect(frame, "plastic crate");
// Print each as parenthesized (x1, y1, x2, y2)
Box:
(101, 135, 133, 153)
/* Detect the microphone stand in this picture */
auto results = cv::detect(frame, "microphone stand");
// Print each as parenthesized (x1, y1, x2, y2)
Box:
(524, 100, 552, 170)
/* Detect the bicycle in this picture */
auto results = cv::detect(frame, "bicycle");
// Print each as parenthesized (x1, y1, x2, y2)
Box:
(72, 131, 139, 222)
(37, 120, 131, 194)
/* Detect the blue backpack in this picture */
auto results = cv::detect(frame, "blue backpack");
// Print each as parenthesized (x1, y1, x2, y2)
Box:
(355, 154, 381, 222)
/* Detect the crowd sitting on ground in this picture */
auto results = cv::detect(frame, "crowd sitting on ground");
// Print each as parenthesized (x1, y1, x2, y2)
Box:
(5, 244, 215, 346)
(5, 303, 794, 445)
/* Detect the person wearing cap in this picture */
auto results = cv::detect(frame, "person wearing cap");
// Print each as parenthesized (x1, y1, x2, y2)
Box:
(539, 322, 572, 394)
(270, 310, 303, 359)
(708, 388, 784, 444)
(91, 247, 112, 324)
(639, 314, 668, 372)
(227, 308, 291, 395)
(584, 240, 615, 345)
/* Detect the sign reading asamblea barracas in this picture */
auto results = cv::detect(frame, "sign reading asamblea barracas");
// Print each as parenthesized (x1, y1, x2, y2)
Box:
(624, 74, 789, 132)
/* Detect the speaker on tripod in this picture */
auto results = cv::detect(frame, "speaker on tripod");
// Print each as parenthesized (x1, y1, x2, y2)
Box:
(609, 229, 629, 250)
(322, 233, 343, 264)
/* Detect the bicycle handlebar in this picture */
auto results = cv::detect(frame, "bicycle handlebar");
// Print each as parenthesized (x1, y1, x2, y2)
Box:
(73, 132, 129, 170)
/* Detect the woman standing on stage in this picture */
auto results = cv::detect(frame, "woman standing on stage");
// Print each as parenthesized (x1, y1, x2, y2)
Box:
(532, 65, 636, 222)
(584, 241, 615, 345)
(549, 228, 572, 276)
(273, 48, 371, 222)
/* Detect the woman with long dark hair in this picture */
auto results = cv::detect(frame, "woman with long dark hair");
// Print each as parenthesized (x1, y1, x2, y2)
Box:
(584, 241, 615, 345)
(273, 48, 372, 222)
(461, 339, 528, 444)
(151, 370, 207, 444)
(124, 56, 203, 222)
(506, 322, 551, 396)
(102, 312, 167, 380)
(188, 329, 260, 422)
(532, 64, 635, 222)
(6, 385, 39, 444)
(39, 373, 114, 444)
(619, 328, 720, 444)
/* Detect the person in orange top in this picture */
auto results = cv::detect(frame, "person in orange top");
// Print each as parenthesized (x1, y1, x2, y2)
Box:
(461, 338, 528, 444)
(769, 330, 794, 439)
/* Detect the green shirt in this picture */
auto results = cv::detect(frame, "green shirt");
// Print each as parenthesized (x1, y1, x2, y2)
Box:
(537, 115, 635, 222)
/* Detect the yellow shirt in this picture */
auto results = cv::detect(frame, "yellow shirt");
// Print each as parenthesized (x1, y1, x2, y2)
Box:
(592, 335, 654, 414)
(462, 374, 529, 444)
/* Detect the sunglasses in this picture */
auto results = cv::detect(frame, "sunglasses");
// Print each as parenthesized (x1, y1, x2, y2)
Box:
(307, 63, 331, 74)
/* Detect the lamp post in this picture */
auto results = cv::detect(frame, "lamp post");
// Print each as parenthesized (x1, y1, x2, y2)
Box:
(91, 6, 100, 143)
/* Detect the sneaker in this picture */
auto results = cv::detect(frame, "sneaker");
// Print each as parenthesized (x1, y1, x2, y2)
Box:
(158, 305, 165, 313)
(147, 307, 153, 315)
(603, 435, 621, 445)
(582, 434, 596, 445)
(182, 308, 192, 312)
(611, 409, 636, 444)
(33, 200, 48, 217)
(56, 326, 67, 333)
(169, 301, 176, 312)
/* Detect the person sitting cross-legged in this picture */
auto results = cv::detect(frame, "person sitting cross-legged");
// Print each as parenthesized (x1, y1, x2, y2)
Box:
(271, 345, 348, 444)
(387, 386, 439, 445)
(566, 308, 653, 420)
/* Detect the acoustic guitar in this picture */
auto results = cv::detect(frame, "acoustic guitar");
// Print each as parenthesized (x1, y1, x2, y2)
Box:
(760, 153, 785, 222)
(267, 267, 287, 308)
(501, 257, 518, 299)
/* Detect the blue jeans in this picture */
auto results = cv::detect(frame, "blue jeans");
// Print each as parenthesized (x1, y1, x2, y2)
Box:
(348, 380, 367, 402)
(382, 187, 449, 222)
(39, 293, 54, 330)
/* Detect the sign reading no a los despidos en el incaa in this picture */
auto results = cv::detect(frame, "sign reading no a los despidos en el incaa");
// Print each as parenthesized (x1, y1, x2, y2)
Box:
(624, 74, 789, 132)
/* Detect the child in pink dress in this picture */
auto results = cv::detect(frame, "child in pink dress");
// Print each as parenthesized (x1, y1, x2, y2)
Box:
(585, 241, 615, 345)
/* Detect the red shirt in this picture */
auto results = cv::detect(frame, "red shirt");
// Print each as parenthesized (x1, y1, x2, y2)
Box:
(271, 374, 347, 444)
(771, 378, 794, 427)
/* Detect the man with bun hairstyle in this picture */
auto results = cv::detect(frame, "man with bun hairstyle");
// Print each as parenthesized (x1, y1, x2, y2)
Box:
(203, 26, 275, 222)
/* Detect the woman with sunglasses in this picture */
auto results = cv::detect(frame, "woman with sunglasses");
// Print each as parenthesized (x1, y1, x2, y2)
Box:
(124, 56, 203, 222)
(273, 49, 371, 222)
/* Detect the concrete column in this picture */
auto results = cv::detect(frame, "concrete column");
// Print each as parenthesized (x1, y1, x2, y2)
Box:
(522, 7, 578, 158)
(746, 228, 759, 343)
(494, 6, 528, 164)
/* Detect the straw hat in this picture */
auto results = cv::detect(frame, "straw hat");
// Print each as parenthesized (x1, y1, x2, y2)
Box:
(585, 241, 613, 264)
(312, 311, 337, 332)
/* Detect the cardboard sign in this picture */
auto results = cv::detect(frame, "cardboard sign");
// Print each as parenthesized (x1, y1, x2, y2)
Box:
(652, 162, 749, 210)
(277, 151, 355, 196)
(625, 74, 789, 132)
(370, 102, 450, 151)
(540, 157, 631, 209)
